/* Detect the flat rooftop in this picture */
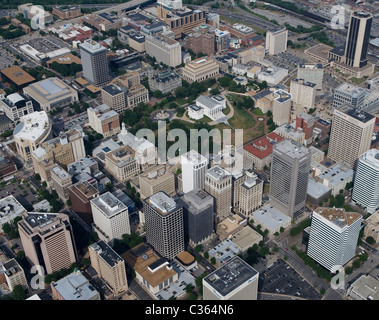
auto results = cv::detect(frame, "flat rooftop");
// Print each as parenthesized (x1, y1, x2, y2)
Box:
(1, 66, 35, 86)
(90, 240, 124, 268)
(145, 191, 178, 216)
(274, 139, 310, 159)
(349, 275, 379, 300)
(206, 166, 230, 181)
(0, 195, 26, 224)
(203, 256, 258, 297)
(252, 205, 291, 231)
(13, 111, 50, 142)
(70, 181, 99, 199)
(181, 189, 214, 213)
(91, 192, 127, 217)
(181, 149, 208, 165)
(314, 207, 362, 227)
(80, 39, 107, 54)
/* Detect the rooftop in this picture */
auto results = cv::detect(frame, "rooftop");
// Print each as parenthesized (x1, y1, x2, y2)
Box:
(89, 240, 124, 268)
(13, 111, 51, 142)
(274, 139, 310, 159)
(91, 192, 127, 217)
(349, 275, 379, 300)
(206, 165, 230, 181)
(181, 189, 214, 213)
(314, 207, 362, 227)
(0, 196, 26, 224)
(145, 191, 178, 215)
(80, 39, 107, 54)
(203, 256, 258, 297)
(181, 149, 208, 166)
(318, 161, 354, 187)
(243, 132, 283, 159)
(252, 204, 291, 230)
(1, 66, 35, 86)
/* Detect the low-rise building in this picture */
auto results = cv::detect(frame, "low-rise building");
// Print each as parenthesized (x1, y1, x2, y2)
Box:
(258, 66, 288, 86)
(145, 33, 182, 67)
(209, 239, 242, 267)
(216, 214, 247, 241)
(252, 205, 291, 236)
(148, 71, 182, 94)
(51, 166, 72, 201)
(182, 56, 219, 83)
(363, 210, 379, 244)
(347, 275, 379, 300)
(52, 5, 82, 20)
(0, 196, 27, 235)
(1, 258, 28, 292)
(126, 84, 149, 109)
(0, 93, 34, 122)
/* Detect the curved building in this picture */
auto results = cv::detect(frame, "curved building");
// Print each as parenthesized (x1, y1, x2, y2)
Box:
(352, 149, 379, 213)
(14, 111, 52, 161)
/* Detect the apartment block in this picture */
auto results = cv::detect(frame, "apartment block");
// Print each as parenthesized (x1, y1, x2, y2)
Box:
(290, 78, 316, 110)
(265, 27, 288, 56)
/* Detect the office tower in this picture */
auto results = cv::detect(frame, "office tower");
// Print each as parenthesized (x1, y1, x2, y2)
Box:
(269, 139, 311, 219)
(295, 113, 315, 146)
(235, 172, 263, 217)
(50, 166, 72, 201)
(143, 192, 184, 259)
(139, 165, 176, 200)
(18, 212, 77, 274)
(101, 84, 127, 114)
(181, 150, 208, 193)
(145, 32, 182, 67)
(205, 166, 232, 223)
(290, 78, 316, 110)
(104, 146, 140, 182)
(68, 181, 99, 226)
(51, 270, 100, 300)
(307, 207, 362, 272)
(265, 27, 288, 56)
(328, 105, 375, 169)
(79, 39, 109, 86)
(13, 111, 52, 162)
(88, 240, 128, 297)
(352, 149, 379, 213)
(332, 82, 367, 110)
(202, 256, 259, 300)
(344, 11, 373, 68)
(90, 192, 130, 246)
(87, 104, 120, 138)
(272, 89, 292, 126)
(297, 63, 324, 90)
(2, 258, 28, 292)
(178, 189, 215, 246)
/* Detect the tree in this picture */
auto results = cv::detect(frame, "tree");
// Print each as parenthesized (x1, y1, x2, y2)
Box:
(210, 257, 216, 265)
(366, 236, 376, 245)
(12, 285, 26, 300)
(195, 244, 203, 253)
(81, 258, 90, 267)
(2, 222, 11, 234)
(203, 251, 209, 259)
(34, 173, 41, 181)
(352, 259, 361, 269)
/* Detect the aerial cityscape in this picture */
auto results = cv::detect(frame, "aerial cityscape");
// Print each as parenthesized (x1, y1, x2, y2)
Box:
(0, 0, 379, 304)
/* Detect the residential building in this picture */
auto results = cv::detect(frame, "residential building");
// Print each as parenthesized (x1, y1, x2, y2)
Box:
(101, 84, 127, 114)
(87, 104, 120, 138)
(203, 256, 259, 300)
(143, 192, 184, 259)
(18, 212, 77, 275)
(352, 149, 379, 213)
(79, 39, 109, 86)
(104, 146, 140, 182)
(290, 78, 316, 110)
(13, 111, 52, 162)
(122, 243, 178, 295)
(181, 149, 208, 194)
(145, 33, 182, 67)
(307, 207, 362, 272)
(23, 77, 78, 113)
(89, 240, 128, 297)
(181, 56, 219, 83)
(90, 192, 130, 246)
(52, 5, 82, 19)
(269, 139, 311, 219)
(51, 166, 72, 201)
(297, 63, 324, 90)
(148, 71, 182, 94)
(1, 258, 28, 292)
(328, 105, 375, 169)
(178, 189, 215, 246)
(265, 27, 288, 56)
(273, 89, 292, 126)
(139, 165, 175, 200)
(51, 270, 100, 300)
(205, 166, 232, 223)
(0, 93, 34, 122)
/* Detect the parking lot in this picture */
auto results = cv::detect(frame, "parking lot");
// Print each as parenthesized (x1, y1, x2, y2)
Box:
(0, 46, 18, 70)
(0, 178, 37, 208)
(259, 259, 322, 300)
(266, 51, 307, 70)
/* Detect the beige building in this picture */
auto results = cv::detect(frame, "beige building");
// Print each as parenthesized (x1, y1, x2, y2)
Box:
(14, 111, 52, 162)
(18, 212, 77, 275)
(205, 166, 232, 223)
(231, 226, 263, 254)
(216, 213, 247, 241)
(126, 84, 149, 109)
(87, 104, 120, 138)
(122, 243, 178, 296)
(273, 89, 292, 126)
(145, 33, 182, 67)
(182, 56, 219, 83)
(32, 129, 85, 183)
(89, 240, 128, 297)
(51, 166, 72, 201)
(363, 210, 379, 244)
(104, 146, 140, 182)
(101, 84, 126, 114)
(265, 27, 288, 56)
(235, 173, 263, 217)
(139, 165, 175, 200)
(290, 78, 316, 110)
(113, 72, 140, 89)
(328, 105, 375, 169)
(23, 77, 79, 113)
(2, 258, 28, 292)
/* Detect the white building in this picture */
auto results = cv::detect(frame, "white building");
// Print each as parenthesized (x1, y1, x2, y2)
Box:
(0, 196, 27, 234)
(297, 63, 324, 90)
(90, 192, 130, 246)
(0, 93, 34, 122)
(251, 204, 291, 236)
(352, 149, 379, 213)
(265, 27, 288, 56)
(187, 104, 204, 120)
(317, 161, 354, 196)
(290, 78, 316, 110)
(307, 207, 362, 272)
(195, 95, 226, 121)
(181, 149, 208, 194)
(258, 66, 288, 85)
(145, 33, 182, 68)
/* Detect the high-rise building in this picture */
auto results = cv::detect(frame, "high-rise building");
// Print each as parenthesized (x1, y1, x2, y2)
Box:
(352, 149, 379, 213)
(344, 11, 373, 68)
(79, 39, 109, 86)
(139, 165, 176, 200)
(184, 25, 216, 56)
(87, 104, 120, 138)
(265, 27, 288, 56)
(215, 29, 230, 52)
(328, 105, 375, 169)
(332, 82, 367, 110)
(297, 63, 324, 90)
(101, 84, 127, 114)
(178, 189, 215, 246)
(269, 139, 311, 220)
(202, 256, 259, 300)
(235, 172, 263, 217)
(145, 32, 182, 67)
(143, 191, 184, 259)
(205, 166, 232, 223)
(295, 113, 315, 146)
(90, 192, 130, 246)
(181, 150, 208, 194)
(2, 258, 28, 292)
(307, 207, 362, 272)
(18, 212, 77, 275)
(272, 89, 292, 126)
(290, 78, 316, 110)
(88, 240, 128, 297)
